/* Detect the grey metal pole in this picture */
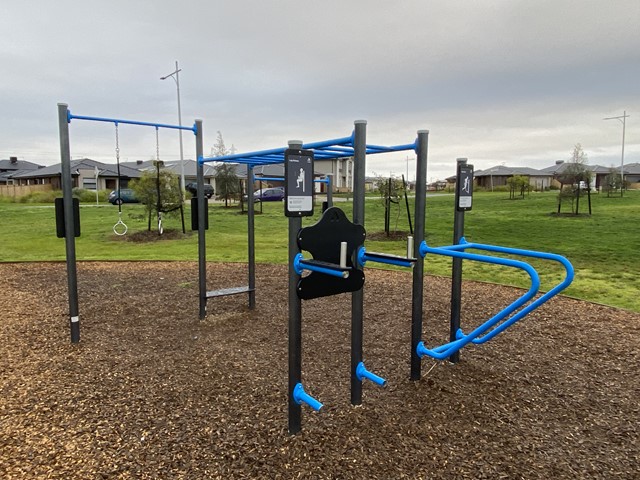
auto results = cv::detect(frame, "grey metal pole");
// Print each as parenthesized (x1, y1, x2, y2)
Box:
(327, 175, 333, 208)
(195, 120, 207, 320)
(411, 130, 429, 380)
(351, 120, 367, 405)
(449, 157, 467, 364)
(58, 103, 80, 343)
(288, 139, 303, 434)
(247, 165, 256, 309)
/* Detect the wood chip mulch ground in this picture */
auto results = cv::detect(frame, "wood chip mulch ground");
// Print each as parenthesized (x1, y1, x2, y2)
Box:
(1, 262, 638, 479)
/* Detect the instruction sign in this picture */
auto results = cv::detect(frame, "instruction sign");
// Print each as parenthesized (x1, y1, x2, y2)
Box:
(285, 149, 314, 217)
(456, 163, 474, 211)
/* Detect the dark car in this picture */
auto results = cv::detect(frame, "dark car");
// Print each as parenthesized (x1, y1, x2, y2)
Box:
(108, 188, 139, 205)
(253, 187, 285, 202)
(185, 182, 214, 198)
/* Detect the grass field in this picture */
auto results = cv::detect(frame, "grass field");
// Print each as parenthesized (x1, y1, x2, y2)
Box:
(1, 190, 638, 311)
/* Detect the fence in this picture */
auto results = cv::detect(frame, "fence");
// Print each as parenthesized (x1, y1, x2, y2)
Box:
(0, 184, 53, 198)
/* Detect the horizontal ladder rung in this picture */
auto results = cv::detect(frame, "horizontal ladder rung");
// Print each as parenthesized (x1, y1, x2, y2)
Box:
(206, 286, 254, 298)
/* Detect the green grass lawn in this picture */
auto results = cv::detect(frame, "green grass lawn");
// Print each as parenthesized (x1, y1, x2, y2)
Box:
(1, 190, 638, 311)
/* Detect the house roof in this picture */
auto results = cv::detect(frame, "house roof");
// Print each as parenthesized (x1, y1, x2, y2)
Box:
(12, 158, 142, 179)
(0, 159, 43, 171)
(121, 159, 217, 177)
(474, 165, 551, 177)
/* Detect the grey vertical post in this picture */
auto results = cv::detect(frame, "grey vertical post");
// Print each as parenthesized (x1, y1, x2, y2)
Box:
(195, 120, 207, 320)
(351, 120, 367, 405)
(58, 103, 80, 343)
(288, 140, 303, 434)
(411, 130, 429, 380)
(247, 165, 256, 309)
(449, 158, 467, 363)
(326, 175, 333, 207)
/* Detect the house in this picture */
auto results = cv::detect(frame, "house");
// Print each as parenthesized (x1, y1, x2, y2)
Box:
(474, 165, 554, 191)
(0, 157, 43, 184)
(312, 158, 353, 192)
(12, 158, 142, 190)
(624, 163, 640, 188)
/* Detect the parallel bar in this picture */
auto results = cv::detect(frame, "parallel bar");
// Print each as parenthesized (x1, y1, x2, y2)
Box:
(351, 120, 367, 406)
(358, 248, 416, 268)
(58, 103, 80, 343)
(68, 111, 197, 133)
(205, 286, 254, 298)
(196, 120, 207, 320)
(411, 130, 429, 380)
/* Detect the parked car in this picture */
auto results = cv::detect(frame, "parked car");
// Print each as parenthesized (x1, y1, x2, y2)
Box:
(244, 187, 285, 202)
(108, 188, 139, 205)
(185, 182, 214, 199)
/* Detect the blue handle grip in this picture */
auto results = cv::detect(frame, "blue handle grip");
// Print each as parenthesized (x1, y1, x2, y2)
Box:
(357, 247, 415, 268)
(293, 383, 323, 411)
(293, 253, 349, 279)
(356, 362, 387, 387)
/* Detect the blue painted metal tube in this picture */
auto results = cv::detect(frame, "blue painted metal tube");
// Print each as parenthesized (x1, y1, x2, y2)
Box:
(254, 176, 284, 182)
(294, 253, 349, 279)
(416, 241, 541, 360)
(453, 241, 575, 344)
(356, 362, 387, 387)
(293, 383, 323, 411)
(357, 247, 415, 268)
(67, 111, 197, 133)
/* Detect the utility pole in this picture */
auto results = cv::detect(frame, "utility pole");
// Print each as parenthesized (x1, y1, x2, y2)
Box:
(604, 110, 630, 195)
(160, 61, 186, 193)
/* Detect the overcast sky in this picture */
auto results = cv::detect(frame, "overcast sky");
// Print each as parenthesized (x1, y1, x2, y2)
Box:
(1, 1, 638, 181)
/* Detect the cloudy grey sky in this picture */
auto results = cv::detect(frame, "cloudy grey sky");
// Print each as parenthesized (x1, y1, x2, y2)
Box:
(1, 0, 638, 181)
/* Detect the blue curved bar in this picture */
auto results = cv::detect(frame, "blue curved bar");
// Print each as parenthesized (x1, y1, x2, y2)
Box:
(293, 383, 323, 411)
(294, 253, 349, 279)
(67, 110, 198, 134)
(357, 247, 415, 268)
(416, 240, 541, 360)
(356, 362, 387, 387)
(451, 240, 575, 344)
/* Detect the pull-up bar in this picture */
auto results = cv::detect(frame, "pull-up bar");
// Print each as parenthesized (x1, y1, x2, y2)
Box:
(67, 110, 198, 134)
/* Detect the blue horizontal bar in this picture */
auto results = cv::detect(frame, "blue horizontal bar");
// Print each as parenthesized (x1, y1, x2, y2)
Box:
(254, 176, 284, 182)
(294, 254, 349, 279)
(357, 247, 415, 268)
(416, 241, 540, 360)
(67, 110, 197, 134)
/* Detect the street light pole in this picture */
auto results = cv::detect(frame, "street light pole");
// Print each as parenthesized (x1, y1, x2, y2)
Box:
(161, 61, 185, 193)
(604, 110, 630, 194)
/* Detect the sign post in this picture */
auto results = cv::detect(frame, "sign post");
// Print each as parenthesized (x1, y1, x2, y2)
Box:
(285, 149, 314, 217)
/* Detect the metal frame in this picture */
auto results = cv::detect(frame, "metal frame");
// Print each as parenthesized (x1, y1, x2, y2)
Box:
(58, 103, 199, 343)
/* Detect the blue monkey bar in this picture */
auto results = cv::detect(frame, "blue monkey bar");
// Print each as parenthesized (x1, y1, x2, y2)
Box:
(415, 239, 574, 360)
(199, 132, 417, 166)
(357, 247, 416, 269)
(67, 110, 198, 134)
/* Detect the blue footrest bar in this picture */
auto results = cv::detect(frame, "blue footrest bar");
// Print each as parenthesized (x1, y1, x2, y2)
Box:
(356, 361, 387, 387)
(416, 238, 575, 360)
(293, 383, 323, 411)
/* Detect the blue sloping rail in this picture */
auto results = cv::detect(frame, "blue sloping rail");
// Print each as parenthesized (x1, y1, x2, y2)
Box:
(199, 131, 417, 166)
(415, 238, 574, 360)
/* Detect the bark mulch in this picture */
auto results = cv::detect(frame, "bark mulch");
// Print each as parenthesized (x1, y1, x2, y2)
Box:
(0, 262, 638, 479)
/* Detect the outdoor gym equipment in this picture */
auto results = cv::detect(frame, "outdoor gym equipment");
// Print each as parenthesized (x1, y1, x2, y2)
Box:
(57, 103, 198, 343)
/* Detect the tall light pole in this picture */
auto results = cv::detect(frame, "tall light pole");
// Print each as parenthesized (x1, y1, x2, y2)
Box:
(160, 61, 185, 193)
(604, 110, 630, 193)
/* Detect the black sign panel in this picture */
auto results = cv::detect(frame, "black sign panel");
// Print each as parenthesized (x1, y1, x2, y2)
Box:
(284, 148, 314, 217)
(456, 164, 474, 211)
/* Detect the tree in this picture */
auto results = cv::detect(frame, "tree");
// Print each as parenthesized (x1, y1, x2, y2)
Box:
(129, 162, 182, 232)
(556, 144, 592, 215)
(211, 131, 228, 157)
(603, 167, 622, 197)
(215, 163, 240, 207)
(507, 175, 530, 199)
